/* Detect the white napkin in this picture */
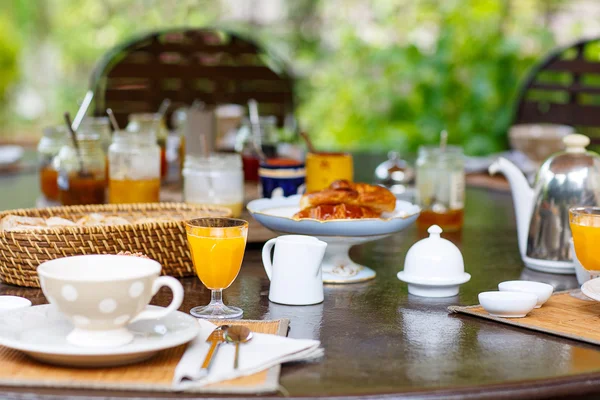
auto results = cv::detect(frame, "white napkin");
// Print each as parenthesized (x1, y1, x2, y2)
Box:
(173, 319, 323, 389)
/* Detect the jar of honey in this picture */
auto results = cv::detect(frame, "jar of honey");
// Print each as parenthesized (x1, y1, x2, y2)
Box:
(126, 113, 169, 179)
(183, 153, 244, 217)
(415, 145, 465, 232)
(55, 132, 107, 205)
(108, 129, 161, 204)
(37, 126, 67, 202)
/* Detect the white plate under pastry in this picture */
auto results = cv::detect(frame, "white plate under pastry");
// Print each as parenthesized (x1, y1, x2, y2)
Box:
(0, 305, 200, 367)
(247, 195, 420, 284)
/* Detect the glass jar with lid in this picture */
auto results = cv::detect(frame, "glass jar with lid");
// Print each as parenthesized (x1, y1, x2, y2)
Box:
(54, 132, 107, 205)
(415, 145, 465, 232)
(235, 116, 277, 181)
(79, 116, 112, 152)
(108, 130, 161, 204)
(37, 126, 67, 201)
(183, 153, 244, 217)
(126, 113, 169, 179)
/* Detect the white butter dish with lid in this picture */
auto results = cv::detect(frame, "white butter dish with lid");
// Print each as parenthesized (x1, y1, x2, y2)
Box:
(397, 225, 471, 297)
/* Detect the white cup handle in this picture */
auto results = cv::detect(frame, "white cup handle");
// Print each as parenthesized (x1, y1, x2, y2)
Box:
(262, 238, 277, 281)
(130, 276, 184, 323)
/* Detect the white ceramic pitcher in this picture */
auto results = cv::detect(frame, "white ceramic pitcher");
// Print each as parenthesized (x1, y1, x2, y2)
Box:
(262, 235, 327, 305)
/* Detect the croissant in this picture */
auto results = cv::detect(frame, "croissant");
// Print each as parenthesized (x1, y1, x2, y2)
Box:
(300, 180, 396, 213)
(293, 203, 380, 221)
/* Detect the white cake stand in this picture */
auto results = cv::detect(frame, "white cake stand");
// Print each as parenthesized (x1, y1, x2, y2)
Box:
(247, 195, 420, 284)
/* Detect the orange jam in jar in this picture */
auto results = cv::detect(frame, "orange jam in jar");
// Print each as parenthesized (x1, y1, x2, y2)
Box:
(54, 131, 107, 206)
(109, 178, 160, 204)
(40, 166, 59, 201)
(37, 126, 67, 201)
(58, 172, 106, 205)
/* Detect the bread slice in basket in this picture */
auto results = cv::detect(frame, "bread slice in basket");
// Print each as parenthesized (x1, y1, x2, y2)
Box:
(0, 203, 231, 288)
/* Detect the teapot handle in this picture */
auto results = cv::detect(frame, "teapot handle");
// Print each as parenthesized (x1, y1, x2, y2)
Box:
(262, 238, 277, 281)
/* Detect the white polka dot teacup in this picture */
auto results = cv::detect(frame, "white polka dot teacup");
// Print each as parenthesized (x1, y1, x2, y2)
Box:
(37, 254, 184, 348)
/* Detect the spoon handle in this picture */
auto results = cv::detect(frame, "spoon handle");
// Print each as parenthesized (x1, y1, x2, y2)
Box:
(234, 342, 240, 369)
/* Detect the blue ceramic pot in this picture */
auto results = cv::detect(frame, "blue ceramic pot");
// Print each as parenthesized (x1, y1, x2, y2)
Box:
(259, 159, 306, 198)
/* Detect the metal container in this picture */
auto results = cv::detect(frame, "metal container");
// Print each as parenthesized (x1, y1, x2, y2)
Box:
(527, 134, 600, 262)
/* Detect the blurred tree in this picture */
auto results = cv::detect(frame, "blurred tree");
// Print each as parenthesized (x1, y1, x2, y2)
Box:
(295, 0, 558, 155)
(0, 13, 20, 110)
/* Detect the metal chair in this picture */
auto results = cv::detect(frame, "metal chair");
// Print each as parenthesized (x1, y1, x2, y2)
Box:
(513, 37, 600, 142)
(74, 28, 295, 129)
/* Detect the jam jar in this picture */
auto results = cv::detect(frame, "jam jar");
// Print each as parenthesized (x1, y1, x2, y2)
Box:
(108, 129, 161, 204)
(54, 132, 107, 205)
(37, 126, 67, 202)
(126, 113, 169, 179)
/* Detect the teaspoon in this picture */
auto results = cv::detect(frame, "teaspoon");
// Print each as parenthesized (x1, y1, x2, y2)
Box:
(223, 325, 253, 369)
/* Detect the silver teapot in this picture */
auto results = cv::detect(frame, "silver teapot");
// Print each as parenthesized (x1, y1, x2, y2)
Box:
(489, 134, 600, 274)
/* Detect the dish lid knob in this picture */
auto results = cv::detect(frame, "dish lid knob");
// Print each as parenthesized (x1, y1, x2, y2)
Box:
(564, 134, 590, 153)
(427, 224, 443, 238)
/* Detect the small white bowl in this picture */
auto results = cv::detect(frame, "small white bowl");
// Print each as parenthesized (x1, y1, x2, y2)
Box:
(478, 291, 538, 318)
(0, 296, 32, 312)
(498, 280, 554, 308)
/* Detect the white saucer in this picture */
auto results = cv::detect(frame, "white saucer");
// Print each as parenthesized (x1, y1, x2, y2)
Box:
(397, 271, 471, 298)
(581, 278, 600, 302)
(0, 305, 200, 367)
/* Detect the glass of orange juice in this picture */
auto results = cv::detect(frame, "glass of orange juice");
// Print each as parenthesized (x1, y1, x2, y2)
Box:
(305, 152, 353, 193)
(569, 207, 600, 299)
(186, 218, 248, 319)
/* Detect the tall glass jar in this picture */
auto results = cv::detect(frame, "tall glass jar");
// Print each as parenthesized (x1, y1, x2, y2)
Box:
(54, 132, 106, 205)
(79, 117, 112, 152)
(415, 145, 465, 232)
(127, 113, 169, 179)
(37, 126, 67, 201)
(235, 116, 277, 181)
(183, 153, 244, 217)
(108, 130, 161, 204)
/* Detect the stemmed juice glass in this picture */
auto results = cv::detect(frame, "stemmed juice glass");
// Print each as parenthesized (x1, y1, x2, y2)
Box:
(185, 218, 248, 319)
(569, 207, 600, 299)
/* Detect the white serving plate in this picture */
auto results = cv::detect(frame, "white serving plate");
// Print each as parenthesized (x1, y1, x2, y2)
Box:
(247, 195, 420, 283)
(0, 305, 200, 367)
(247, 195, 420, 237)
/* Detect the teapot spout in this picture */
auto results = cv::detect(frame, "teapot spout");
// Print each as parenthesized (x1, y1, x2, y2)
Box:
(489, 157, 534, 257)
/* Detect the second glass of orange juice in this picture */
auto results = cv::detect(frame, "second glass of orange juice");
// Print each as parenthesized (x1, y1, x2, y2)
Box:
(186, 218, 248, 319)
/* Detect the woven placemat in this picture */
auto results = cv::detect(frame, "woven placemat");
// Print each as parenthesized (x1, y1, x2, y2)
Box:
(449, 291, 600, 346)
(0, 319, 288, 394)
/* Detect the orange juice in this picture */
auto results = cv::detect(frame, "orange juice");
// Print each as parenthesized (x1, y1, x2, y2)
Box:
(571, 215, 600, 271)
(187, 233, 246, 289)
(109, 178, 161, 204)
(305, 152, 353, 192)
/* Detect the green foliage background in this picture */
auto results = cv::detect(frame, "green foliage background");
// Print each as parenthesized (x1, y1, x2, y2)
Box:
(0, 0, 569, 155)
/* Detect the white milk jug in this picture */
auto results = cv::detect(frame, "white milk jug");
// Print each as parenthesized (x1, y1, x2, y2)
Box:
(262, 235, 327, 305)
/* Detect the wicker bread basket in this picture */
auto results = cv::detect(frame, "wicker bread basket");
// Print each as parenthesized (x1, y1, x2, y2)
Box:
(0, 202, 231, 288)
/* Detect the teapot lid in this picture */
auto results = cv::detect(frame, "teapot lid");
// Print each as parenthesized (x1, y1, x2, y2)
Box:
(563, 134, 590, 153)
(541, 133, 599, 171)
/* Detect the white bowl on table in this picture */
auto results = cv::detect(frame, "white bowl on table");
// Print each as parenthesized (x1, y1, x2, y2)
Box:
(478, 291, 538, 318)
(498, 281, 554, 308)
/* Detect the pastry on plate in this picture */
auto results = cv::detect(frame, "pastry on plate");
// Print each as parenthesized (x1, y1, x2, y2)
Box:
(300, 180, 396, 213)
(293, 203, 380, 221)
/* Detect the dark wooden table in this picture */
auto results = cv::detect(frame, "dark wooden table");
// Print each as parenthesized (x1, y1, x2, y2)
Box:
(1, 153, 600, 399)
